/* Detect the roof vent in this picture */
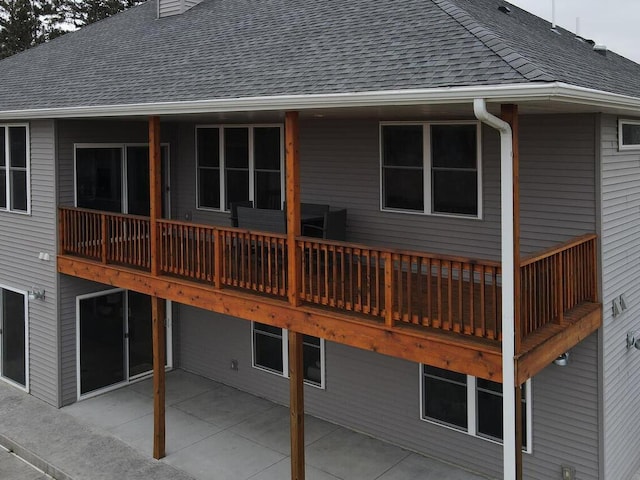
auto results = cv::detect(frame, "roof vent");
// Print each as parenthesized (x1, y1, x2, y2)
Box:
(498, 5, 511, 14)
(593, 44, 607, 56)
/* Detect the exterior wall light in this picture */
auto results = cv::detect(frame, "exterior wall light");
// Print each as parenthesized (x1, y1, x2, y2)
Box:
(553, 352, 570, 366)
(627, 332, 640, 350)
(28, 289, 46, 301)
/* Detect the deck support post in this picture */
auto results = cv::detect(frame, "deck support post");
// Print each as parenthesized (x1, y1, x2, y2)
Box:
(289, 330, 305, 480)
(149, 116, 166, 459)
(152, 296, 166, 459)
(149, 115, 162, 277)
(501, 104, 522, 480)
(285, 111, 301, 307)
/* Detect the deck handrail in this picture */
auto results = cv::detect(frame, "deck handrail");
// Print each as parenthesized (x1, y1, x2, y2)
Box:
(59, 206, 598, 346)
(520, 233, 597, 267)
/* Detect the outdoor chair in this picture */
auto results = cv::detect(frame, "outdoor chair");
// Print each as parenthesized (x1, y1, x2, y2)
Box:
(302, 208, 347, 241)
(229, 200, 253, 227)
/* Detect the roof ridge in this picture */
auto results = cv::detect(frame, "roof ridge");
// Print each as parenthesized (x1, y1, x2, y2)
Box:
(432, 0, 556, 83)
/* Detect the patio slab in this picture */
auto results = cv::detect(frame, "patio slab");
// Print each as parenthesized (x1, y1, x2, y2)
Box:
(1, 369, 492, 480)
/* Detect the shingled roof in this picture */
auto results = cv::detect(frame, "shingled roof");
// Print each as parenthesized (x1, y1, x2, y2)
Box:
(0, 0, 639, 112)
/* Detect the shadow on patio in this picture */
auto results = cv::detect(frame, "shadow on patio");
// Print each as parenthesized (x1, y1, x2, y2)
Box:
(63, 370, 491, 480)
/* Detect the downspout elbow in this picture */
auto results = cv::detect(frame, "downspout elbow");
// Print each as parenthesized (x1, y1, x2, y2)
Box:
(473, 98, 512, 136)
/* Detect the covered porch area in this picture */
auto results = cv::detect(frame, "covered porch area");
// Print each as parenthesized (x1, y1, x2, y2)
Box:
(63, 369, 490, 480)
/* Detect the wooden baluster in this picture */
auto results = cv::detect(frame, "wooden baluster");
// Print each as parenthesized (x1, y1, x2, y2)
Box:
(384, 252, 393, 327)
(101, 214, 107, 264)
(436, 261, 443, 330)
(457, 262, 463, 333)
(426, 258, 432, 327)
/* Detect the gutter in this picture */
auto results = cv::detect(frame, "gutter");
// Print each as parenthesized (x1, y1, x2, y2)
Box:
(473, 98, 517, 480)
(0, 82, 640, 120)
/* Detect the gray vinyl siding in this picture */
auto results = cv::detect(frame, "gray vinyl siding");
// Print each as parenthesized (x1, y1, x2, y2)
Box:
(171, 114, 596, 260)
(0, 120, 58, 406)
(600, 114, 640, 480)
(177, 306, 599, 480)
(158, 0, 182, 17)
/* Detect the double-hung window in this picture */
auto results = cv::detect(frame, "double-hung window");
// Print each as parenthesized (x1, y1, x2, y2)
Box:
(381, 122, 481, 218)
(421, 365, 531, 451)
(618, 119, 640, 150)
(252, 322, 324, 388)
(0, 125, 30, 213)
(196, 125, 284, 211)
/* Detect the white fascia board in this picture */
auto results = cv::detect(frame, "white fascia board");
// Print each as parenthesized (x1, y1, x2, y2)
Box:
(0, 82, 639, 119)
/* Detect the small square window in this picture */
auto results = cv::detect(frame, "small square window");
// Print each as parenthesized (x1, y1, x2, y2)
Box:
(619, 120, 640, 150)
(252, 322, 324, 388)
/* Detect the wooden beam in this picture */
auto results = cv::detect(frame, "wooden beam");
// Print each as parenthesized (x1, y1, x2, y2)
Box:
(149, 116, 162, 277)
(516, 303, 601, 384)
(152, 296, 166, 459)
(285, 111, 301, 307)
(57, 256, 503, 381)
(289, 331, 305, 480)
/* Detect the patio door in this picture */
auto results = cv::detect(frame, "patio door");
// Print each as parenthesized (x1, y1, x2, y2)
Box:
(0, 287, 28, 390)
(77, 289, 172, 398)
(75, 144, 170, 217)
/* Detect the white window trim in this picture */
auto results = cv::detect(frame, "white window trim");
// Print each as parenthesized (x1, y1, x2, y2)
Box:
(195, 124, 285, 213)
(419, 365, 532, 453)
(251, 322, 326, 389)
(0, 284, 29, 392)
(0, 124, 31, 215)
(75, 289, 173, 401)
(73, 143, 171, 215)
(379, 120, 483, 220)
(618, 119, 640, 151)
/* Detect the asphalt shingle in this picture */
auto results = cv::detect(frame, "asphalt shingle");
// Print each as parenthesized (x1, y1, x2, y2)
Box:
(0, 0, 638, 113)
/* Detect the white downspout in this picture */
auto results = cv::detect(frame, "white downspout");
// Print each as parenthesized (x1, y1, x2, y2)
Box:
(473, 98, 516, 480)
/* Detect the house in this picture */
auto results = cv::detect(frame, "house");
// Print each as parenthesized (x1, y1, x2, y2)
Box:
(0, 0, 639, 478)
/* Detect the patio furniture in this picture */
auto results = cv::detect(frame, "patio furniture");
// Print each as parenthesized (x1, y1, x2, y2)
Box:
(229, 200, 253, 227)
(236, 206, 286, 233)
(302, 208, 347, 241)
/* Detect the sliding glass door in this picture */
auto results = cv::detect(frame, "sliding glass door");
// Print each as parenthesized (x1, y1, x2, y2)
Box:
(77, 290, 171, 398)
(0, 287, 28, 389)
(75, 144, 169, 216)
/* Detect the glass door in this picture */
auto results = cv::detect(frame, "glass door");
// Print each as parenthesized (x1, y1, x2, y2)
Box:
(125, 145, 170, 217)
(0, 288, 27, 388)
(78, 291, 126, 395)
(77, 290, 172, 398)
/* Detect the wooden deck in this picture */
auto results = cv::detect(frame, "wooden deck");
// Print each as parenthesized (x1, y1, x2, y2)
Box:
(58, 206, 602, 384)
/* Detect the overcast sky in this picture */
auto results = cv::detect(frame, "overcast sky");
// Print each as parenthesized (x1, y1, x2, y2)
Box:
(507, 0, 640, 63)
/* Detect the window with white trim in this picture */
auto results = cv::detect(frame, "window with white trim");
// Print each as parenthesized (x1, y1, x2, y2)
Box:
(0, 125, 30, 213)
(380, 122, 481, 217)
(619, 119, 640, 150)
(252, 322, 324, 388)
(421, 365, 531, 451)
(196, 125, 284, 211)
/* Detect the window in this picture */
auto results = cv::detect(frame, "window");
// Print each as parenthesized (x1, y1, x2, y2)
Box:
(0, 125, 30, 213)
(381, 122, 481, 217)
(74, 144, 169, 215)
(619, 119, 640, 150)
(421, 365, 531, 451)
(252, 322, 324, 388)
(196, 125, 283, 211)
(0, 286, 28, 390)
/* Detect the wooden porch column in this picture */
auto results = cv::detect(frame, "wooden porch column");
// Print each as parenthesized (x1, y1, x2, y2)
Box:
(149, 116, 166, 459)
(152, 296, 166, 459)
(285, 111, 302, 307)
(149, 115, 162, 277)
(501, 104, 522, 480)
(289, 330, 305, 480)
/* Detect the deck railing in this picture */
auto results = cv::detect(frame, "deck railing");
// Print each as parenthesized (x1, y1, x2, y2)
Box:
(519, 234, 598, 338)
(59, 207, 598, 345)
(296, 239, 502, 340)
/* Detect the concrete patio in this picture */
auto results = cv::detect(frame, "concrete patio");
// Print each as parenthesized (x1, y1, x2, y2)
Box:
(63, 369, 490, 480)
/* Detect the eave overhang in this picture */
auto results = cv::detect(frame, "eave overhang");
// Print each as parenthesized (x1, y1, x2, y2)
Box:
(1, 82, 640, 120)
